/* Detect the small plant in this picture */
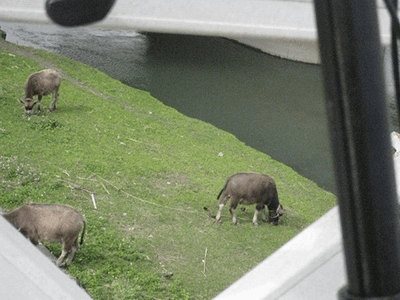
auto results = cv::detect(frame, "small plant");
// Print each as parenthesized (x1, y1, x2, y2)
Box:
(41, 118, 62, 130)
(0, 156, 42, 208)
(0, 156, 40, 185)
(27, 116, 62, 130)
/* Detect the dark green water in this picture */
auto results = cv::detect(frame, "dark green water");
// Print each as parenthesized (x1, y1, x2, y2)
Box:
(147, 34, 334, 192)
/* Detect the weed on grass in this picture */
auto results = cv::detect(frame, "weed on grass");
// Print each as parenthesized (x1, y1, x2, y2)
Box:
(0, 40, 337, 299)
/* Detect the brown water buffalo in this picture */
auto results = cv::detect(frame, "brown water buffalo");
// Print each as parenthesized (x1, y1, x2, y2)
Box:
(2, 203, 86, 267)
(216, 173, 285, 225)
(20, 69, 61, 113)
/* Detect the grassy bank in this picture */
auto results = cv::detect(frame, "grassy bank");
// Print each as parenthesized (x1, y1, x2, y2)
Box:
(0, 40, 336, 299)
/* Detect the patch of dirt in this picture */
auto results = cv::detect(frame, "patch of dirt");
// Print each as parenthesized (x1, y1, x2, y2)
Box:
(154, 172, 191, 191)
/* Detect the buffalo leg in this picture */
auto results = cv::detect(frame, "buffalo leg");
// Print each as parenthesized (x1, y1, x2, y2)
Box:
(37, 95, 42, 112)
(252, 208, 268, 225)
(252, 210, 261, 226)
(215, 203, 225, 223)
(216, 191, 230, 223)
(57, 238, 75, 267)
(253, 204, 266, 226)
(229, 198, 239, 225)
(56, 249, 69, 267)
(50, 89, 59, 111)
(261, 209, 269, 222)
(229, 206, 238, 224)
(65, 245, 78, 267)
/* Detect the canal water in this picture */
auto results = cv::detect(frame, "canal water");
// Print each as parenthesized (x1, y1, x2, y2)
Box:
(145, 33, 334, 192)
(2, 21, 373, 193)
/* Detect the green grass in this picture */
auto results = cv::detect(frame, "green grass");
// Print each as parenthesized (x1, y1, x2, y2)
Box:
(0, 40, 337, 299)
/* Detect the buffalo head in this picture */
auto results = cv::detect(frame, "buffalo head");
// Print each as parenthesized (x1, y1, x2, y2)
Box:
(19, 98, 37, 114)
(269, 204, 285, 225)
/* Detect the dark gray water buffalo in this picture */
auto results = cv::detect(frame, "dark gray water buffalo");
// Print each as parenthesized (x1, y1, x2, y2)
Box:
(20, 69, 61, 113)
(2, 203, 86, 267)
(216, 173, 285, 225)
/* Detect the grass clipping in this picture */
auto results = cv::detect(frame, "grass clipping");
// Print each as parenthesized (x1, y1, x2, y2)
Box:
(0, 40, 336, 300)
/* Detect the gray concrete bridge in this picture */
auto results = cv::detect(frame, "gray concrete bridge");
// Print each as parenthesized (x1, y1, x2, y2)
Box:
(0, 0, 395, 63)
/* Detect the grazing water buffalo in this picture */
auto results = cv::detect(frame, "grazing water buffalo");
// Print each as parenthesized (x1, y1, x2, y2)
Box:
(2, 203, 86, 267)
(20, 69, 61, 113)
(216, 173, 285, 226)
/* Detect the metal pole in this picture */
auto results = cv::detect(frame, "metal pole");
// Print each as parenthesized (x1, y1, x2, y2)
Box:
(390, 0, 400, 125)
(314, 0, 400, 298)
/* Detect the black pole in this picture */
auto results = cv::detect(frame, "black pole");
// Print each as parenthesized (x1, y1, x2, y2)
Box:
(314, 0, 400, 298)
(389, 0, 400, 127)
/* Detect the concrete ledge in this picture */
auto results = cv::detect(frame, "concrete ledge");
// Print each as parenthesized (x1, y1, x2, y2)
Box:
(213, 207, 345, 300)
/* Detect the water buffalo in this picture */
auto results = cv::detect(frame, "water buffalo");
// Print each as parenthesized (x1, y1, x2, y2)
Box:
(216, 173, 285, 226)
(2, 203, 86, 267)
(20, 69, 61, 113)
